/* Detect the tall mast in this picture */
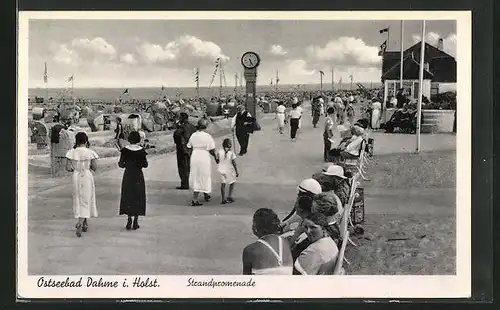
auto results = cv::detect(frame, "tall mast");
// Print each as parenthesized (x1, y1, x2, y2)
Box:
(219, 60, 223, 98)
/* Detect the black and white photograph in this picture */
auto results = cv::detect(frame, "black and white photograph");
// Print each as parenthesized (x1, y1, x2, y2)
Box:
(17, 11, 471, 299)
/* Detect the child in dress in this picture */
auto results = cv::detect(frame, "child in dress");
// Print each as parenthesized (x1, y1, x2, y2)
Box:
(217, 138, 239, 204)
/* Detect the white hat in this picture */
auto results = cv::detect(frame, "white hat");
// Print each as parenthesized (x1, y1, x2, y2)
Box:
(323, 165, 347, 178)
(298, 178, 322, 195)
(321, 162, 334, 173)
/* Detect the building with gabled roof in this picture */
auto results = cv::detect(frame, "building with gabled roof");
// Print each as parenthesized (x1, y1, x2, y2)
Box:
(381, 40, 456, 105)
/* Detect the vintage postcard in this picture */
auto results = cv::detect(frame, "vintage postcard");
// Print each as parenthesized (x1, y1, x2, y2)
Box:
(18, 11, 471, 299)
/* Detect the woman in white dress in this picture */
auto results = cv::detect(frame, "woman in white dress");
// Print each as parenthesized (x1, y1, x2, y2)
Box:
(371, 97, 382, 129)
(187, 118, 219, 206)
(275, 101, 287, 134)
(65, 132, 99, 237)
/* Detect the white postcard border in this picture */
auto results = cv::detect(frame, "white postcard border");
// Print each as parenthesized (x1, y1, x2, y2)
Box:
(17, 10, 471, 299)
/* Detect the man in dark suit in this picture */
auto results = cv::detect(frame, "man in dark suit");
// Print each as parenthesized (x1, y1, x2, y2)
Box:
(173, 112, 196, 190)
(231, 105, 253, 156)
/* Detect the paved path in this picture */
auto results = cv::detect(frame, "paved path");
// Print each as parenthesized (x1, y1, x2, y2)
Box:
(27, 102, 456, 275)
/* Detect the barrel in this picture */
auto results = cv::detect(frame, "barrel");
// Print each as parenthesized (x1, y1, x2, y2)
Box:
(32, 107, 45, 120)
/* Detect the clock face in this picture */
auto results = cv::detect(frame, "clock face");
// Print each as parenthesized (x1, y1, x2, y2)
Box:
(241, 52, 260, 69)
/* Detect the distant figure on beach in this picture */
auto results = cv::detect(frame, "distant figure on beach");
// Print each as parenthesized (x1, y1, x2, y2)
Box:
(114, 117, 125, 150)
(371, 97, 382, 130)
(173, 112, 197, 190)
(50, 122, 67, 176)
(311, 97, 322, 128)
(118, 131, 148, 230)
(65, 132, 99, 237)
(289, 103, 301, 141)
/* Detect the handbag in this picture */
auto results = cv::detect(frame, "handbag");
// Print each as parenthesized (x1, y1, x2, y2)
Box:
(246, 117, 261, 133)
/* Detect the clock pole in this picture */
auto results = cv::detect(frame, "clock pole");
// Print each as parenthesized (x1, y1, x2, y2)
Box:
(241, 52, 260, 117)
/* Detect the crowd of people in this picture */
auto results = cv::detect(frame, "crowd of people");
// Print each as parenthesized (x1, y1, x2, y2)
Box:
(60, 89, 371, 276)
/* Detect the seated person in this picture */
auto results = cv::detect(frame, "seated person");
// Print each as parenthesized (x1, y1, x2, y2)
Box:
(313, 165, 351, 206)
(242, 208, 294, 275)
(281, 178, 322, 231)
(294, 212, 340, 275)
(311, 163, 334, 181)
(329, 125, 365, 161)
(286, 191, 343, 261)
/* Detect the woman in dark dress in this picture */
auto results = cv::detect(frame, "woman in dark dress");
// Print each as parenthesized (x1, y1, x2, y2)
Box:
(118, 131, 148, 230)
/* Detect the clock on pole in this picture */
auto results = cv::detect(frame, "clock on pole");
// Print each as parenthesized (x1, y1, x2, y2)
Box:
(241, 52, 260, 116)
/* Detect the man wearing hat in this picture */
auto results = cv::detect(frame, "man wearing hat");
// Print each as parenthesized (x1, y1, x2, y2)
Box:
(173, 112, 197, 190)
(231, 104, 252, 156)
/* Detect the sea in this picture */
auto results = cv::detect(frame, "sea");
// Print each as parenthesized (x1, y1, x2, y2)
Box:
(28, 83, 382, 102)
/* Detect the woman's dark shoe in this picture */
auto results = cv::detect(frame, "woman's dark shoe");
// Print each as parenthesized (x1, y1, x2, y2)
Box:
(75, 223, 83, 237)
(226, 197, 234, 203)
(132, 221, 140, 230)
(191, 201, 203, 206)
(204, 194, 211, 202)
(82, 220, 88, 232)
(221, 200, 228, 204)
(126, 218, 132, 230)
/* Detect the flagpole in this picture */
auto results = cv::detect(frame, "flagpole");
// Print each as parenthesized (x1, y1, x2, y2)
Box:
(350, 74, 353, 90)
(320, 72, 323, 91)
(196, 68, 200, 98)
(387, 27, 390, 50)
(234, 73, 238, 98)
(400, 20, 404, 88)
(219, 60, 223, 98)
(276, 70, 279, 92)
(71, 74, 74, 103)
(331, 67, 334, 92)
(416, 20, 426, 153)
(44, 62, 49, 103)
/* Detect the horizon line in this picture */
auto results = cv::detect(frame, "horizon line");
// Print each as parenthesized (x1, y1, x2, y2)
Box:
(28, 82, 384, 89)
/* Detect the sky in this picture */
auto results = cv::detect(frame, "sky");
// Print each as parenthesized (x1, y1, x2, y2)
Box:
(28, 19, 456, 88)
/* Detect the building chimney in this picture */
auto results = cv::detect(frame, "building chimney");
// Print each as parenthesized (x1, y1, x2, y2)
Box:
(438, 38, 444, 50)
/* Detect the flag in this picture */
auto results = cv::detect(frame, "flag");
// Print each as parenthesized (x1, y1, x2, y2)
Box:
(319, 71, 325, 76)
(161, 85, 164, 91)
(67, 75, 74, 82)
(379, 27, 389, 33)
(43, 62, 48, 83)
(378, 40, 387, 56)
(270, 79, 273, 85)
(209, 59, 219, 87)
(123, 88, 128, 94)
(194, 68, 199, 83)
